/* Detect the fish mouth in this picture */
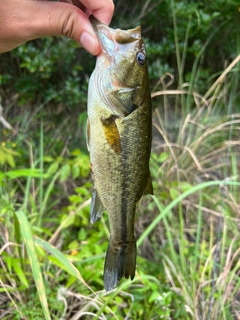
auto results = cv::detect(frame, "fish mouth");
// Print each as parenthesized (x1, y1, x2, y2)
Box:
(90, 16, 114, 59)
(90, 16, 141, 61)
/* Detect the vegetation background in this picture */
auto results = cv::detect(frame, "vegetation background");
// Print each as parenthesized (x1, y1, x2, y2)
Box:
(0, 0, 240, 319)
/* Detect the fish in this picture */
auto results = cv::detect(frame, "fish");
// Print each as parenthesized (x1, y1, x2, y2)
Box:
(87, 16, 153, 291)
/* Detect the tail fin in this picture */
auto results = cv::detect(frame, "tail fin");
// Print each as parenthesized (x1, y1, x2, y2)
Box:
(104, 240, 136, 291)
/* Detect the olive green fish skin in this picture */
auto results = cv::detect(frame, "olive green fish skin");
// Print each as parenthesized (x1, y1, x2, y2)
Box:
(87, 17, 153, 291)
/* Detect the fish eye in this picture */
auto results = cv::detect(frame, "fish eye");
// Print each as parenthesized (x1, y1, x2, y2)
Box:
(136, 52, 146, 66)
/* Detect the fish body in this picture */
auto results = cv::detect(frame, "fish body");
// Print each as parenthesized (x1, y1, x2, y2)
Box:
(87, 17, 153, 291)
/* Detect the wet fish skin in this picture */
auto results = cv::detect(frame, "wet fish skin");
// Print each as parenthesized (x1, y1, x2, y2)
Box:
(87, 16, 153, 291)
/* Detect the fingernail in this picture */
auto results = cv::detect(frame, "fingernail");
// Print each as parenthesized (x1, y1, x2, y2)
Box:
(80, 32, 100, 55)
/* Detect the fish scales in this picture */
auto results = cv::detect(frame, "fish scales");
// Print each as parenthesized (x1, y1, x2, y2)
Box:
(87, 16, 153, 291)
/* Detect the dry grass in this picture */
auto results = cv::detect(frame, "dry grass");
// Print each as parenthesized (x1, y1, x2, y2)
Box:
(143, 55, 240, 319)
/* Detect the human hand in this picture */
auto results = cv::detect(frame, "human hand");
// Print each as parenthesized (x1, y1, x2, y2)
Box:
(0, 0, 114, 55)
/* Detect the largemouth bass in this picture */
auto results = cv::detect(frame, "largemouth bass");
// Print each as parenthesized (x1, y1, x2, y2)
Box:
(87, 16, 153, 291)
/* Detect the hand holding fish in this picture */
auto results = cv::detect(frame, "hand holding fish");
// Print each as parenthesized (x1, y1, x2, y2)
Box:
(0, 0, 114, 55)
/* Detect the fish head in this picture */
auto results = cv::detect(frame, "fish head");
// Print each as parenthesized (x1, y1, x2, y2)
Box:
(90, 16, 150, 117)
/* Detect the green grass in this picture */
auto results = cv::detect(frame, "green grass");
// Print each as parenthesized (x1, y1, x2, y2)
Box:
(1, 88, 239, 318)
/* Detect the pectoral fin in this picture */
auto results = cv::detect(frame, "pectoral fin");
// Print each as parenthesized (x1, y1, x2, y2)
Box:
(101, 115, 122, 154)
(143, 173, 154, 195)
(90, 189, 105, 223)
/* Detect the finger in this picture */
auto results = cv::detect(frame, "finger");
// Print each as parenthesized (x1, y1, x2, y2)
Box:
(29, 1, 101, 55)
(77, 0, 114, 25)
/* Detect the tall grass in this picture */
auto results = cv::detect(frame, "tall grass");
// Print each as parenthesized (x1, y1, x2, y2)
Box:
(1, 67, 239, 319)
(148, 58, 240, 320)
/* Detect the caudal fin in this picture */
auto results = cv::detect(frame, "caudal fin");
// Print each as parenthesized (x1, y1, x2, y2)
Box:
(104, 240, 136, 291)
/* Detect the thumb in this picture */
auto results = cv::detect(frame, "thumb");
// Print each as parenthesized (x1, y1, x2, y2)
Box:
(0, 1, 100, 55)
(32, 1, 100, 55)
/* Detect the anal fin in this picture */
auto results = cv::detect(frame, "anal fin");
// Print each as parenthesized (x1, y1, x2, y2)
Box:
(143, 172, 154, 195)
(90, 189, 105, 224)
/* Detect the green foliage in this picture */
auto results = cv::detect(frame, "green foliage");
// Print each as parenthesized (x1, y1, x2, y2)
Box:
(0, 143, 19, 167)
(0, 37, 91, 108)
(45, 149, 90, 182)
(114, 0, 240, 103)
(11, 284, 64, 320)
(15, 210, 51, 319)
(1, 0, 239, 111)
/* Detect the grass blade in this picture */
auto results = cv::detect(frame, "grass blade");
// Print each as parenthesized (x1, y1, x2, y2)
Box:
(34, 236, 95, 295)
(15, 210, 51, 320)
(137, 180, 240, 248)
